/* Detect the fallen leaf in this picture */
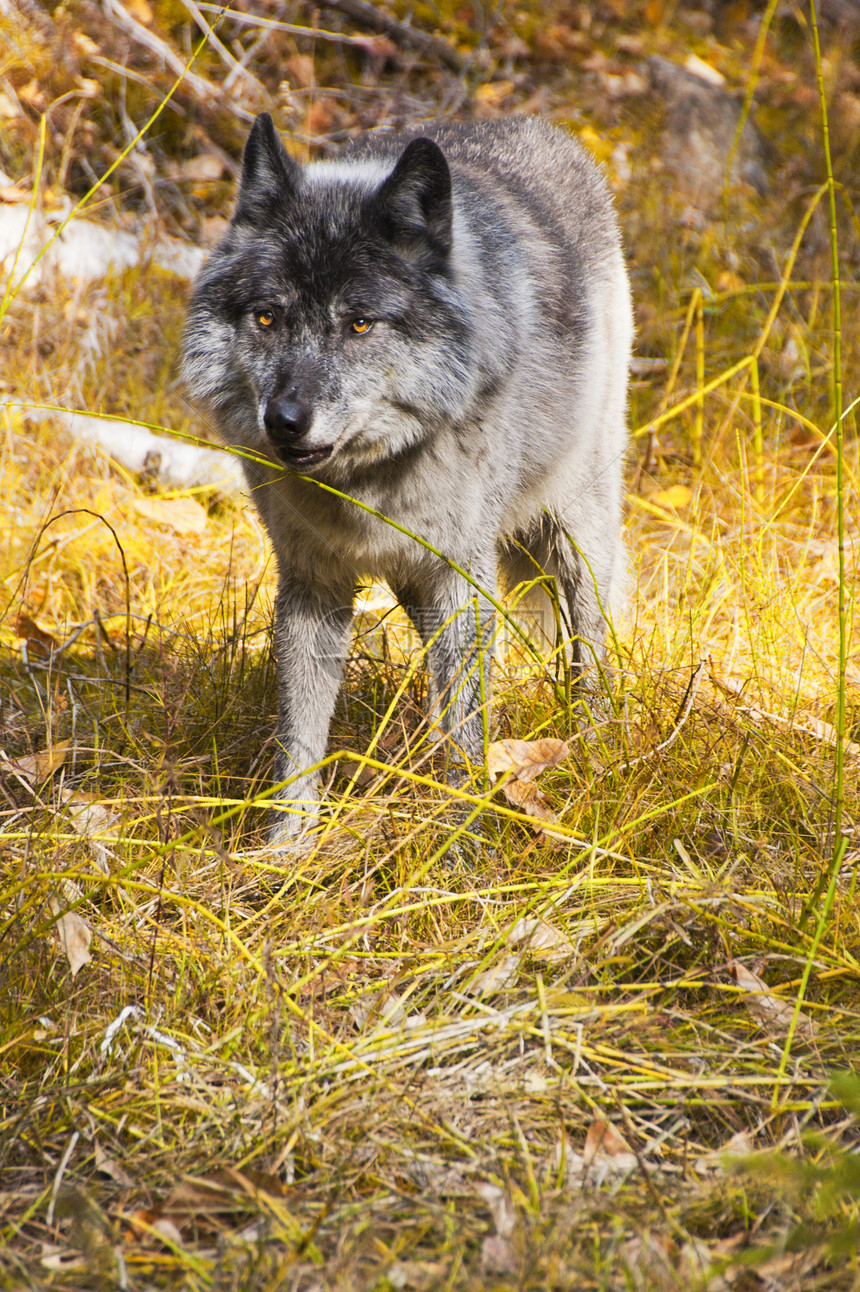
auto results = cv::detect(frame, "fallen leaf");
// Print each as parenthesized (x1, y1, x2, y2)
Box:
(598, 68, 648, 97)
(469, 952, 521, 995)
(583, 1119, 638, 1172)
(62, 790, 117, 836)
(133, 496, 208, 534)
(474, 80, 515, 104)
(94, 1143, 133, 1188)
(352, 34, 398, 60)
(622, 1232, 677, 1286)
(15, 611, 59, 655)
(50, 897, 93, 978)
(505, 917, 574, 962)
(717, 269, 745, 293)
(0, 92, 21, 121)
(163, 1176, 239, 1218)
(58, 789, 116, 874)
(124, 1208, 158, 1240)
(201, 215, 229, 245)
(730, 961, 816, 1039)
(154, 1167, 289, 1237)
(8, 739, 71, 786)
(501, 778, 559, 824)
(487, 737, 569, 782)
(721, 1130, 754, 1158)
(650, 484, 693, 510)
(535, 24, 587, 59)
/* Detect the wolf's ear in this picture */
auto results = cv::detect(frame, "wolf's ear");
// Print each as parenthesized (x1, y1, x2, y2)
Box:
(234, 113, 299, 223)
(373, 138, 452, 257)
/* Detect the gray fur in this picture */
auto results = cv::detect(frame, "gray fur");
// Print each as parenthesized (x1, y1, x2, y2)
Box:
(182, 113, 633, 844)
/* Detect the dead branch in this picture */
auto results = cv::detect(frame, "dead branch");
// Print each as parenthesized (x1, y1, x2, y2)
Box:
(101, 0, 254, 121)
(322, 0, 467, 71)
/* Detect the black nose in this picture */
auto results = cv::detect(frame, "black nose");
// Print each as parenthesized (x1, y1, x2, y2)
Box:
(263, 396, 311, 441)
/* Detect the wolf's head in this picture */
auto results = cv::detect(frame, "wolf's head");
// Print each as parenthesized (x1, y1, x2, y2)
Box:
(182, 114, 482, 477)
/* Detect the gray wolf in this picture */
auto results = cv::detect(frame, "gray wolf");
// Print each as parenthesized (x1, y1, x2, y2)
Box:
(182, 112, 633, 845)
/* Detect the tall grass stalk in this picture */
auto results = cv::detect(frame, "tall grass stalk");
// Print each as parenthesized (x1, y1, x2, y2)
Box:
(774, 0, 848, 1102)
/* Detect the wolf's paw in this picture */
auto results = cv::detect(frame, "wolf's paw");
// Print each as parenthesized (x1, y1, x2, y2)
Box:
(265, 805, 320, 859)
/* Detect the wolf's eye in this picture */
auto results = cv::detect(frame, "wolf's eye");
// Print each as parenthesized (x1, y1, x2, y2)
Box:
(351, 318, 374, 335)
(256, 309, 275, 328)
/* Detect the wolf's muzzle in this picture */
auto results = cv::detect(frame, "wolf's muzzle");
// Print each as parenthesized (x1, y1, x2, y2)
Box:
(264, 395, 312, 442)
(263, 396, 333, 468)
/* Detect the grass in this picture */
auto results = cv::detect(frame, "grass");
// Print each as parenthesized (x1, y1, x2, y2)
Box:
(1, 1, 859, 1287)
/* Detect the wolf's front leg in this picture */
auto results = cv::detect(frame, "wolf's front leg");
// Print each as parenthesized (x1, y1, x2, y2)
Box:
(269, 575, 354, 847)
(397, 560, 497, 772)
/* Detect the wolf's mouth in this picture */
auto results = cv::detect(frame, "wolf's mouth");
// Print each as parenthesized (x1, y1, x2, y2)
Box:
(276, 445, 334, 469)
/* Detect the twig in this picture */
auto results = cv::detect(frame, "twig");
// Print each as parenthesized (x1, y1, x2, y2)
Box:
(196, 2, 459, 66)
(200, 0, 466, 69)
(323, 0, 467, 71)
(88, 56, 188, 112)
(174, 0, 267, 98)
(101, 0, 253, 121)
(620, 660, 705, 770)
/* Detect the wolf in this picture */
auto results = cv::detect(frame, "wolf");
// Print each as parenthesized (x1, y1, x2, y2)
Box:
(182, 112, 633, 846)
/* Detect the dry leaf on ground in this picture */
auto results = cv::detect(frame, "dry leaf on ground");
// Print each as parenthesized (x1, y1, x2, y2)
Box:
(583, 1118, 638, 1169)
(730, 961, 816, 1039)
(469, 952, 521, 995)
(501, 778, 559, 824)
(94, 1143, 133, 1188)
(58, 789, 116, 873)
(506, 917, 574, 962)
(50, 897, 93, 977)
(487, 737, 569, 782)
(7, 739, 71, 786)
(133, 496, 208, 534)
(15, 611, 59, 654)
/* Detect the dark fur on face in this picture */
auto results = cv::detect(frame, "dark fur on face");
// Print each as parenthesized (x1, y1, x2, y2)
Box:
(184, 116, 485, 479)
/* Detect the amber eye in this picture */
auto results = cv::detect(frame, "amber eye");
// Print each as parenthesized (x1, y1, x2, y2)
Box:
(256, 309, 275, 328)
(351, 317, 373, 335)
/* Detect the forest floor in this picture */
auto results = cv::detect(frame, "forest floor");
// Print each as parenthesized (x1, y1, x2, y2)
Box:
(1, 0, 859, 1287)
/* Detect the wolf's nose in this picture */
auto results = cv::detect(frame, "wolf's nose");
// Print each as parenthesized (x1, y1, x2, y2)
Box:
(263, 396, 311, 441)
